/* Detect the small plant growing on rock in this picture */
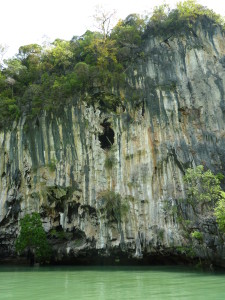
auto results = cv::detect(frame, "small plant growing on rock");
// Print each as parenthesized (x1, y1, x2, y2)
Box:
(158, 228, 165, 241)
(98, 190, 129, 222)
(176, 245, 195, 258)
(104, 151, 117, 170)
(47, 159, 57, 172)
(191, 231, 203, 241)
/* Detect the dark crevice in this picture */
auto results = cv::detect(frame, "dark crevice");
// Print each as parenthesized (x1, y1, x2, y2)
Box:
(141, 101, 145, 116)
(68, 203, 80, 223)
(170, 148, 186, 174)
(99, 119, 114, 150)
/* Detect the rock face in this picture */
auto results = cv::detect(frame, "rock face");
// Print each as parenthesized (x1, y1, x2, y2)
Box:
(1, 18, 225, 265)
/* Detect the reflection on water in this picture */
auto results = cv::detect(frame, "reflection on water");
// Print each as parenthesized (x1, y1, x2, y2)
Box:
(0, 266, 225, 299)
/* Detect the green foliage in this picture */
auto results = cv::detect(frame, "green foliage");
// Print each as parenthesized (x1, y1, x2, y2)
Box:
(74, 62, 89, 89)
(216, 173, 225, 181)
(149, 0, 225, 36)
(47, 158, 57, 172)
(176, 245, 195, 258)
(0, 11, 148, 127)
(183, 165, 223, 207)
(17, 44, 42, 62)
(98, 190, 129, 222)
(0, 2, 224, 128)
(4, 58, 27, 78)
(191, 230, 203, 241)
(176, 0, 224, 25)
(0, 97, 20, 128)
(158, 228, 165, 240)
(104, 151, 117, 170)
(111, 14, 146, 48)
(183, 165, 225, 234)
(47, 39, 73, 73)
(15, 212, 51, 263)
(214, 191, 225, 232)
(150, 4, 170, 24)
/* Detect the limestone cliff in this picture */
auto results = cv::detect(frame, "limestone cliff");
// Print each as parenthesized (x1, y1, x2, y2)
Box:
(1, 18, 225, 265)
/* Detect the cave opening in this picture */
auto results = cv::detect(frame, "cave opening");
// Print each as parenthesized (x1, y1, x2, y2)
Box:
(99, 119, 114, 150)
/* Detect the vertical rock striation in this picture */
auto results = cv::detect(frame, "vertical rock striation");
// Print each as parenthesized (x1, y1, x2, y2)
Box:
(1, 18, 225, 265)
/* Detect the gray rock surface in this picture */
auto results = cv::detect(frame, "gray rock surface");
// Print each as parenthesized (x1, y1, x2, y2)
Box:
(0, 19, 225, 265)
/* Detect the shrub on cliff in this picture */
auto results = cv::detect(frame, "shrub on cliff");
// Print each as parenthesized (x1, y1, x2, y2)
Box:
(0, 97, 20, 129)
(183, 165, 223, 208)
(15, 212, 51, 264)
(98, 190, 129, 222)
(214, 192, 225, 233)
(183, 165, 225, 232)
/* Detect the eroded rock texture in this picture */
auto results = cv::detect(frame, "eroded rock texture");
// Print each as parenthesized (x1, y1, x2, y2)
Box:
(1, 19, 225, 265)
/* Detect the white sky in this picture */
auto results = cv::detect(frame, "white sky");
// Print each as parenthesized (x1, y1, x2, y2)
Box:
(1, 0, 225, 58)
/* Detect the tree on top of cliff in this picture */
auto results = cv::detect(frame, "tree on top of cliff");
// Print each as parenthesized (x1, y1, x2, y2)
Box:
(93, 5, 117, 41)
(0, 1, 225, 129)
(148, 0, 225, 36)
(15, 212, 51, 265)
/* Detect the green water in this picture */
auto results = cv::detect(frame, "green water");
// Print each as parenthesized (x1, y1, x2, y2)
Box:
(0, 266, 225, 299)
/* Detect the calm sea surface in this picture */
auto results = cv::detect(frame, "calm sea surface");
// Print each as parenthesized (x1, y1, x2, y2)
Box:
(0, 265, 225, 299)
